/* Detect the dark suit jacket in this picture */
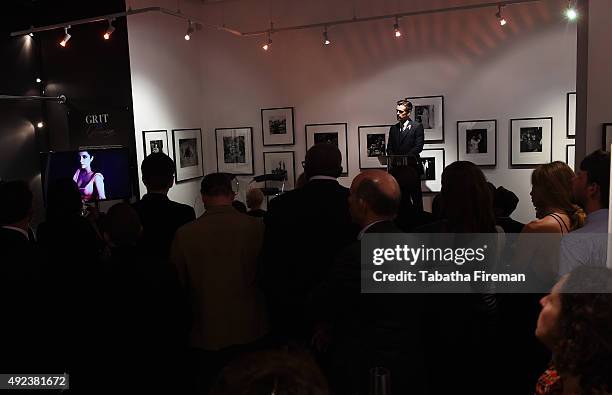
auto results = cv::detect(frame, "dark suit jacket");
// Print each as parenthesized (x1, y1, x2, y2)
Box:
(496, 216, 525, 233)
(132, 193, 196, 260)
(310, 221, 427, 394)
(386, 119, 425, 174)
(247, 209, 266, 218)
(260, 179, 358, 337)
(0, 227, 46, 370)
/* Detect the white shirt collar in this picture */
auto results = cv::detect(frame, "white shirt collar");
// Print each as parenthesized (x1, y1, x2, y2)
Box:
(2, 226, 29, 240)
(402, 119, 410, 130)
(309, 176, 338, 181)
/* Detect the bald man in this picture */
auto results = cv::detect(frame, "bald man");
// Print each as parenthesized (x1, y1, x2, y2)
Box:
(348, 169, 402, 236)
(310, 170, 426, 395)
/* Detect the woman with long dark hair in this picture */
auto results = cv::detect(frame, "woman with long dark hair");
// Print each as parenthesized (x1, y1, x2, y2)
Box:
(417, 161, 499, 395)
(73, 150, 106, 202)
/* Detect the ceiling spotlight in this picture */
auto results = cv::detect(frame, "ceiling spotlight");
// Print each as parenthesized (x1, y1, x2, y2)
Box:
(262, 31, 272, 51)
(565, 2, 578, 21)
(496, 5, 507, 26)
(185, 21, 195, 41)
(59, 26, 71, 47)
(29, 32, 34, 37)
(37, 122, 44, 128)
(104, 19, 116, 40)
(323, 27, 331, 45)
(36, 77, 41, 83)
(393, 16, 402, 38)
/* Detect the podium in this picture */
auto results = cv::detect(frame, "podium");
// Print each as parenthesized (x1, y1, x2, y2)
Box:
(377, 154, 420, 172)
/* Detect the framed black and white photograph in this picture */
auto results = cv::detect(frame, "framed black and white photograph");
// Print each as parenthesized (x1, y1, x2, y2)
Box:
(510, 117, 552, 166)
(567, 92, 576, 137)
(358, 125, 391, 169)
(143, 129, 169, 157)
(261, 107, 295, 146)
(566, 144, 575, 172)
(420, 148, 445, 193)
(172, 128, 203, 183)
(408, 95, 444, 142)
(305, 123, 348, 176)
(457, 120, 497, 166)
(215, 127, 254, 175)
(602, 123, 612, 152)
(263, 151, 296, 191)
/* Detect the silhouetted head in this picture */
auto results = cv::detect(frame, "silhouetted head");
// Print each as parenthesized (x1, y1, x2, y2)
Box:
(0, 180, 33, 227)
(349, 169, 401, 227)
(103, 203, 142, 247)
(304, 144, 342, 180)
(441, 161, 495, 232)
(141, 153, 175, 193)
(246, 188, 264, 210)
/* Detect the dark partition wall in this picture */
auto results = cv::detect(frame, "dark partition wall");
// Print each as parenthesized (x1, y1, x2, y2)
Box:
(1, 1, 138, 221)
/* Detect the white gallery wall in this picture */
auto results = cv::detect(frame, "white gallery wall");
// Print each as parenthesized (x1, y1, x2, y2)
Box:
(585, 0, 612, 152)
(127, 0, 206, 213)
(128, 0, 577, 222)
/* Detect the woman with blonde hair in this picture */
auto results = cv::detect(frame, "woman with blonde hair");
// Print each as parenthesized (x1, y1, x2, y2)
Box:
(505, 162, 587, 392)
(514, 162, 585, 282)
(524, 161, 585, 234)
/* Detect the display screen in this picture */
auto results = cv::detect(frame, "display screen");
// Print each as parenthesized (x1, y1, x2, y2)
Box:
(40, 147, 132, 203)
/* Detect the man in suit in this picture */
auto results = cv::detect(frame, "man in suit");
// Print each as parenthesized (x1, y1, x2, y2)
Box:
(0, 180, 46, 370)
(310, 170, 426, 395)
(260, 143, 358, 343)
(171, 173, 268, 392)
(133, 153, 196, 260)
(386, 98, 425, 211)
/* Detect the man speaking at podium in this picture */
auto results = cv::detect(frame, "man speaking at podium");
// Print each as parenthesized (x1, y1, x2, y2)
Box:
(386, 98, 425, 211)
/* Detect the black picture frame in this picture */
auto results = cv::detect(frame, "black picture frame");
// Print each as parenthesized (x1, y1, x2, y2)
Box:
(420, 147, 445, 193)
(261, 107, 295, 146)
(510, 117, 553, 167)
(357, 124, 392, 169)
(602, 123, 612, 152)
(215, 127, 255, 175)
(142, 129, 169, 157)
(263, 151, 296, 191)
(305, 122, 349, 176)
(456, 119, 497, 167)
(406, 95, 445, 143)
(172, 128, 204, 183)
(566, 92, 576, 137)
(566, 144, 575, 171)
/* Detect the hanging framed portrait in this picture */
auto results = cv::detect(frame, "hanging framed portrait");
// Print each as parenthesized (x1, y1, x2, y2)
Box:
(567, 92, 576, 137)
(358, 125, 391, 169)
(172, 128, 203, 183)
(143, 129, 169, 157)
(510, 117, 553, 166)
(420, 148, 445, 193)
(263, 151, 296, 191)
(602, 123, 612, 152)
(215, 127, 254, 175)
(261, 107, 295, 146)
(305, 123, 348, 176)
(407, 95, 444, 142)
(457, 119, 497, 166)
(566, 144, 575, 172)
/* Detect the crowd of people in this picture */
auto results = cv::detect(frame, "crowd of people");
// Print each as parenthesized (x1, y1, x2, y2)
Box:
(1, 145, 611, 395)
